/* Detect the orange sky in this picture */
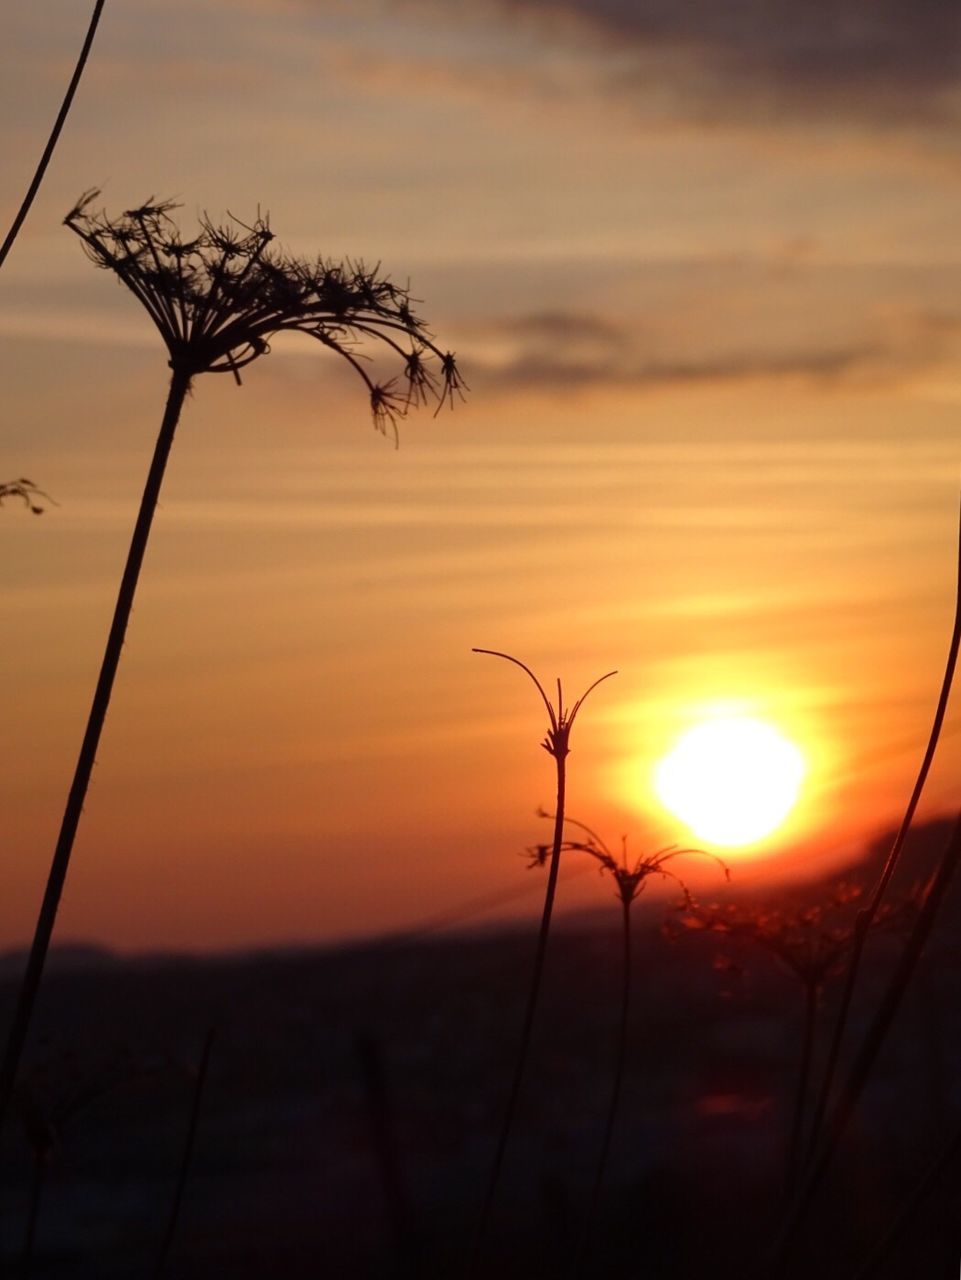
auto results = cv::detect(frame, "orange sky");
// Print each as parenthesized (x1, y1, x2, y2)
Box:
(2, 0, 961, 951)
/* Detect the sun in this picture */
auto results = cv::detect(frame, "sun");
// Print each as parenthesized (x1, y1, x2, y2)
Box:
(654, 716, 805, 847)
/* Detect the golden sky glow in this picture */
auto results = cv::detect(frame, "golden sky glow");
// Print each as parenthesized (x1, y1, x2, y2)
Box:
(2, 1, 961, 950)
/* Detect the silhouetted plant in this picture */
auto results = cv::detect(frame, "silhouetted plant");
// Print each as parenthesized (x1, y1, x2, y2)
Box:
(776, 504, 961, 1270)
(804, 502, 961, 1171)
(776, 816, 961, 1273)
(0, 2, 107, 273)
(153, 1027, 215, 1280)
(528, 812, 727, 1275)
(0, 479, 54, 515)
(468, 651, 615, 1272)
(14, 1040, 168, 1274)
(670, 881, 918, 1194)
(0, 193, 463, 1139)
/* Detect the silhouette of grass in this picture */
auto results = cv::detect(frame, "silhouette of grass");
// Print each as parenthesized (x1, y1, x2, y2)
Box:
(525, 813, 727, 1276)
(0, 194, 463, 1143)
(0, 1, 107, 274)
(669, 882, 918, 1197)
(467, 651, 615, 1275)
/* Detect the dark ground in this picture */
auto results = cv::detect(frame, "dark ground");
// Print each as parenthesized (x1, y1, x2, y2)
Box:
(1, 821, 959, 1279)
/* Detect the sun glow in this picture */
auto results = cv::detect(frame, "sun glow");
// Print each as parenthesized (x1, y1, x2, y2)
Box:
(654, 716, 806, 848)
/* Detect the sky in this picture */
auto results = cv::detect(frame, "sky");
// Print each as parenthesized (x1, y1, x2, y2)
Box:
(2, 0, 961, 952)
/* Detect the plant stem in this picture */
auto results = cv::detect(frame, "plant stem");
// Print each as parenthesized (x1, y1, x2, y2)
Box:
(804, 498, 961, 1171)
(468, 751, 567, 1275)
(786, 981, 818, 1196)
(0, 366, 192, 1139)
(21, 1152, 45, 1276)
(0, 1, 107, 273)
(575, 896, 633, 1278)
(154, 1026, 215, 1280)
(773, 811, 961, 1273)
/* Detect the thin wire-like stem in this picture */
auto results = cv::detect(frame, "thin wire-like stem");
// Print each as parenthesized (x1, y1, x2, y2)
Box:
(773, 811, 961, 1272)
(153, 1026, 215, 1280)
(575, 896, 633, 1278)
(787, 981, 818, 1196)
(21, 1150, 45, 1276)
(0, 365, 192, 1140)
(468, 751, 568, 1274)
(804, 495, 961, 1168)
(0, 1, 107, 273)
(467, 652, 615, 1275)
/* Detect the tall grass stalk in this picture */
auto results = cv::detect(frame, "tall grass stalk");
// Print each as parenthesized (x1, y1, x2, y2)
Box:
(774, 811, 961, 1273)
(467, 651, 615, 1272)
(0, 1, 107, 273)
(0, 194, 462, 1140)
(803, 497, 961, 1171)
(153, 1027, 215, 1280)
(530, 818, 727, 1275)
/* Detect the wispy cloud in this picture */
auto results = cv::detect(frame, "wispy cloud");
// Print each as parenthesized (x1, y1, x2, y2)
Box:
(468, 302, 961, 391)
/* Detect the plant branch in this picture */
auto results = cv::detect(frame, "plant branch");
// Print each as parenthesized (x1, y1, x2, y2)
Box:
(0, 366, 192, 1139)
(0, 1, 107, 272)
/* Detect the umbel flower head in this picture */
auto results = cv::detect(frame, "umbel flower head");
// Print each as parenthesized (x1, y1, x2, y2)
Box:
(64, 190, 465, 437)
(666, 881, 919, 992)
(528, 811, 728, 907)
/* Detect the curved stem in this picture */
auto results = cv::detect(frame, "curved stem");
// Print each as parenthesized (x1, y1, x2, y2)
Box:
(0, 366, 192, 1139)
(576, 896, 632, 1278)
(0, 1, 107, 273)
(803, 496, 961, 1171)
(467, 752, 567, 1276)
(773, 812, 961, 1273)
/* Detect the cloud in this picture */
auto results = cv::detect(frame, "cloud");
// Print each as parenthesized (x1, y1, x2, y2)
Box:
(468, 303, 961, 391)
(482, 0, 961, 128)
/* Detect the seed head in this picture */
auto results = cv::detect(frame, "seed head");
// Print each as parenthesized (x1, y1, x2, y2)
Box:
(65, 191, 466, 438)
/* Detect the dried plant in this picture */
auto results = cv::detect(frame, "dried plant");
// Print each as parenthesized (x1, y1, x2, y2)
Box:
(0, 2, 107, 273)
(530, 813, 727, 1274)
(0, 195, 463, 1138)
(0, 479, 54, 515)
(804, 501, 961, 1174)
(670, 882, 919, 1194)
(468, 650, 615, 1270)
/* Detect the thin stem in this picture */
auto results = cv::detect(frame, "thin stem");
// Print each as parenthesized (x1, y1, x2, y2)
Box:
(0, 1, 107, 273)
(804, 495, 961, 1169)
(0, 366, 192, 1140)
(153, 1026, 215, 1280)
(21, 1152, 45, 1276)
(773, 811, 961, 1272)
(467, 752, 567, 1275)
(575, 896, 633, 1278)
(787, 981, 818, 1196)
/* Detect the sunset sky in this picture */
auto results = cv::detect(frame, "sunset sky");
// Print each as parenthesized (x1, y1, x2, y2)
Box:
(2, 0, 961, 952)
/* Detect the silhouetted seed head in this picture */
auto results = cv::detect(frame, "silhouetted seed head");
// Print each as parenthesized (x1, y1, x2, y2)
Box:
(529, 811, 728, 906)
(0, 478, 55, 515)
(666, 881, 920, 991)
(471, 650, 616, 759)
(64, 191, 466, 438)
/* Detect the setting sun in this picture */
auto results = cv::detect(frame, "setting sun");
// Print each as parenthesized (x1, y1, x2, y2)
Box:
(654, 717, 806, 848)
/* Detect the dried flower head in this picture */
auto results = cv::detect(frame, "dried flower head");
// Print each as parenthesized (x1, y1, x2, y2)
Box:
(528, 811, 729, 906)
(64, 191, 465, 437)
(0, 478, 54, 515)
(472, 650, 616, 759)
(667, 881, 919, 991)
